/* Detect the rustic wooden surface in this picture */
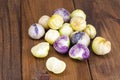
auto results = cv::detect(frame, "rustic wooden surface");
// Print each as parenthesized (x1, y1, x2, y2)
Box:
(0, 0, 120, 80)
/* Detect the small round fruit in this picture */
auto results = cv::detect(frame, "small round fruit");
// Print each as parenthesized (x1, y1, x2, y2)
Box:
(59, 23, 73, 36)
(28, 23, 45, 39)
(69, 43, 90, 60)
(48, 14, 64, 29)
(38, 15, 50, 29)
(46, 57, 66, 74)
(84, 24, 96, 39)
(53, 35, 70, 54)
(31, 42, 50, 58)
(45, 29, 60, 44)
(53, 8, 70, 22)
(70, 31, 90, 46)
(70, 16, 86, 31)
(92, 37, 111, 55)
(70, 9, 86, 20)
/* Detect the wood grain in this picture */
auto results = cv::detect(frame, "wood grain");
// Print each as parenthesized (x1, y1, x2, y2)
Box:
(0, 0, 21, 80)
(74, 0, 120, 80)
(21, 0, 91, 80)
(0, 0, 120, 80)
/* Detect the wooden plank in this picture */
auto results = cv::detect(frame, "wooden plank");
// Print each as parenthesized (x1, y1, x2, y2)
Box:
(73, 0, 120, 80)
(0, 0, 21, 80)
(21, 0, 91, 80)
(0, 9, 3, 80)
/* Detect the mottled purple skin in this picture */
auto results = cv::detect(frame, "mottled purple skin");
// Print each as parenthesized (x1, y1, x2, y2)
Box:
(53, 35, 70, 54)
(53, 8, 70, 22)
(33, 24, 39, 35)
(70, 31, 84, 45)
(69, 43, 90, 60)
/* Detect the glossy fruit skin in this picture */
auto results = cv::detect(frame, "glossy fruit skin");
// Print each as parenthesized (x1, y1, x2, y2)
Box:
(53, 35, 70, 54)
(48, 14, 64, 29)
(92, 37, 111, 55)
(70, 16, 86, 31)
(38, 15, 50, 29)
(84, 24, 96, 39)
(31, 42, 50, 58)
(46, 57, 66, 74)
(70, 31, 90, 46)
(28, 23, 45, 39)
(69, 43, 90, 60)
(53, 8, 70, 22)
(59, 23, 73, 36)
(70, 9, 86, 20)
(45, 29, 60, 45)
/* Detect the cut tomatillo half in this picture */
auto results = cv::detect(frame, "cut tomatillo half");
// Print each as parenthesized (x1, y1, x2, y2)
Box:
(46, 57, 66, 74)
(31, 42, 50, 58)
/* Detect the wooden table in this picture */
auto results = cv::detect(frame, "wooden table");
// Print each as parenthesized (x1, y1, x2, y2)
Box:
(0, 0, 120, 80)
